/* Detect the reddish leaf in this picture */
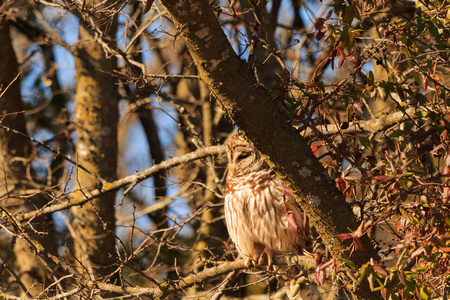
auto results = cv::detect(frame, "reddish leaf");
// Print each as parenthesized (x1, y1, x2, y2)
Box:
(317, 258, 336, 271)
(315, 18, 325, 30)
(353, 236, 364, 251)
(310, 144, 320, 155)
(373, 264, 388, 277)
(335, 110, 341, 125)
(374, 175, 393, 181)
(343, 174, 362, 181)
(370, 258, 388, 277)
(336, 233, 352, 240)
(314, 252, 324, 266)
(411, 247, 425, 259)
(335, 177, 346, 194)
(286, 212, 298, 232)
(398, 271, 406, 286)
(315, 29, 326, 41)
(315, 269, 325, 286)
(424, 76, 428, 91)
(336, 46, 346, 59)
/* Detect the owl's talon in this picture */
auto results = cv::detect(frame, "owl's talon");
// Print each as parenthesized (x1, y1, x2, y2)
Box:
(253, 248, 273, 268)
(267, 253, 273, 268)
(244, 257, 253, 268)
(257, 251, 266, 266)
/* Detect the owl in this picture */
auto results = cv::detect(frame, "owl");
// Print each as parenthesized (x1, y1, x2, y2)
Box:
(224, 133, 312, 298)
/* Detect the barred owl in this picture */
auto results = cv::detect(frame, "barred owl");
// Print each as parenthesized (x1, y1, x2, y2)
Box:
(224, 133, 312, 298)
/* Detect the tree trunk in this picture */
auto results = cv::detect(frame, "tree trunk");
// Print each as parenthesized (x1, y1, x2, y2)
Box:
(0, 8, 56, 296)
(71, 15, 119, 280)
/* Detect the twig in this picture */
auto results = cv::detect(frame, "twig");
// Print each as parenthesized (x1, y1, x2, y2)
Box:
(124, 10, 162, 54)
(209, 270, 239, 300)
(145, 74, 201, 80)
(0, 72, 21, 99)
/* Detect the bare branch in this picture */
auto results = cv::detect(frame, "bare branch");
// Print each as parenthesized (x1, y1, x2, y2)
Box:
(91, 255, 319, 299)
(145, 74, 201, 80)
(0, 72, 21, 99)
(305, 107, 421, 136)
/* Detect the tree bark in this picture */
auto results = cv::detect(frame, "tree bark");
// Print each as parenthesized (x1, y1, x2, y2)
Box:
(160, 0, 381, 299)
(71, 13, 119, 279)
(0, 8, 56, 296)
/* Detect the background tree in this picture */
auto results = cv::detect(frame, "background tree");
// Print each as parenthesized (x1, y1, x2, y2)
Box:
(0, 0, 449, 299)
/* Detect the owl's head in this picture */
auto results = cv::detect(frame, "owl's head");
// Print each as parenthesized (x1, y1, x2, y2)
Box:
(226, 134, 269, 177)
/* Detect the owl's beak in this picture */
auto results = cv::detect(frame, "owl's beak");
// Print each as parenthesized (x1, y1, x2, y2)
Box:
(231, 167, 237, 175)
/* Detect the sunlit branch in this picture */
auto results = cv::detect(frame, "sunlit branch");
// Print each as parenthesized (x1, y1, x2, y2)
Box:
(90, 255, 320, 299)
(304, 107, 421, 136)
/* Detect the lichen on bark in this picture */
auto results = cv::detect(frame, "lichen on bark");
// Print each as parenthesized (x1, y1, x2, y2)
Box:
(71, 13, 119, 278)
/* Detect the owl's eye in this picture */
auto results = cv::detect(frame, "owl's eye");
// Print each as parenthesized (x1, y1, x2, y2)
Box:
(237, 152, 251, 162)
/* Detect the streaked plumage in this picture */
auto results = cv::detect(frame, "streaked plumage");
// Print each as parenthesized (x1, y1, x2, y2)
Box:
(224, 133, 312, 298)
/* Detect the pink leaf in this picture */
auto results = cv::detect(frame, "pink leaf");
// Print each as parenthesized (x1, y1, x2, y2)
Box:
(315, 269, 325, 286)
(336, 233, 352, 240)
(370, 258, 388, 277)
(283, 186, 294, 198)
(411, 247, 425, 259)
(286, 212, 298, 232)
(373, 265, 388, 277)
(316, 258, 336, 271)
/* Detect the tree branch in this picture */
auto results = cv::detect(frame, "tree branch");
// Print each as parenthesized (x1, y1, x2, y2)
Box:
(305, 107, 420, 136)
(91, 255, 319, 298)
